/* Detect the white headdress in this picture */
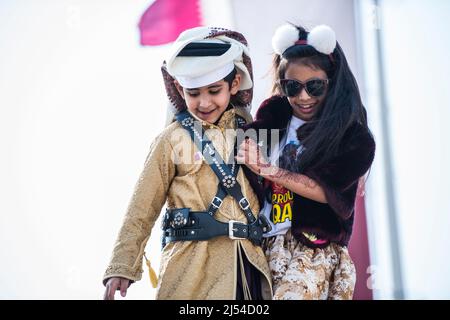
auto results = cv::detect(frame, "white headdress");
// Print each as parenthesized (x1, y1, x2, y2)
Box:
(166, 26, 252, 90)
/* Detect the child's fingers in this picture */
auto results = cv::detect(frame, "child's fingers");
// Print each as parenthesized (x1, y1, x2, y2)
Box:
(246, 142, 259, 154)
(238, 143, 258, 156)
(241, 138, 258, 149)
(235, 155, 245, 164)
(104, 279, 119, 300)
(239, 141, 249, 151)
(235, 156, 245, 165)
(245, 139, 258, 152)
(237, 145, 262, 163)
(120, 278, 129, 297)
(103, 286, 110, 300)
(246, 138, 257, 147)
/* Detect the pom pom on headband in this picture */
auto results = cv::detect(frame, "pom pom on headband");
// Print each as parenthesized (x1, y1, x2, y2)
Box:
(272, 24, 336, 56)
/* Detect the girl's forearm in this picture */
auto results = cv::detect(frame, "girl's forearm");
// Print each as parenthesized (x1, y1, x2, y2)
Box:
(260, 165, 327, 203)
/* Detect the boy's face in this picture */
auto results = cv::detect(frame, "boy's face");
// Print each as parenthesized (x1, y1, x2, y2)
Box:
(175, 73, 241, 124)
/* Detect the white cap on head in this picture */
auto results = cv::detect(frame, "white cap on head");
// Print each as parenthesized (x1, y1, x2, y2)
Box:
(174, 60, 235, 89)
(165, 27, 253, 90)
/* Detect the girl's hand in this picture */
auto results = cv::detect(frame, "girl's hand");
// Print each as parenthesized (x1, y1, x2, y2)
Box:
(236, 138, 272, 175)
(103, 277, 130, 300)
(236, 139, 327, 203)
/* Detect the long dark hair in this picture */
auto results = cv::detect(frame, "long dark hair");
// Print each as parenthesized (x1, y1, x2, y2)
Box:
(272, 24, 371, 171)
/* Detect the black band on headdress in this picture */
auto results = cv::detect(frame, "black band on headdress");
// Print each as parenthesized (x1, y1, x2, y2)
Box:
(177, 42, 231, 57)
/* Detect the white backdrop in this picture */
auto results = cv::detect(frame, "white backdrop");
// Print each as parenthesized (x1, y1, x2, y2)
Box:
(0, 0, 169, 299)
(371, 0, 450, 299)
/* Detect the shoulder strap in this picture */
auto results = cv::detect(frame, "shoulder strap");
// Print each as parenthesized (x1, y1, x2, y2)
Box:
(208, 113, 247, 216)
(176, 110, 256, 224)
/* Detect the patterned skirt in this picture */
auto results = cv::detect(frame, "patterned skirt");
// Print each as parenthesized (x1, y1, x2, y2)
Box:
(262, 229, 356, 300)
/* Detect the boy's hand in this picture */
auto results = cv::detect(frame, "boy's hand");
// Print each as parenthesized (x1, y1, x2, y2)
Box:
(103, 277, 130, 300)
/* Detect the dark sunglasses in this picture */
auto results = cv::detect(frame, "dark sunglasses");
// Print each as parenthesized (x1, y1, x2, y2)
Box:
(279, 78, 329, 98)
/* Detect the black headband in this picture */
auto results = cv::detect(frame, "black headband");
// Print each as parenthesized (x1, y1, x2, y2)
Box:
(177, 42, 231, 57)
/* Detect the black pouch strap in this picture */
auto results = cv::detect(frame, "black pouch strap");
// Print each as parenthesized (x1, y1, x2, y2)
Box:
(176, 111, 256, 224)
(207, 128, 241, 216)
(164, 211, 267, 246)
(207, 186, 227, 216)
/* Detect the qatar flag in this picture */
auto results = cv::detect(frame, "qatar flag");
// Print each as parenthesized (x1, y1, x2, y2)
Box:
(138, 0, 202, 46)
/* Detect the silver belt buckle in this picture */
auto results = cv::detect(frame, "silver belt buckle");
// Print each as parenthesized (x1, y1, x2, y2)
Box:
(211, 197, 223, 209)
(238, 197, 250, 210)
(228, 220, 246, 240)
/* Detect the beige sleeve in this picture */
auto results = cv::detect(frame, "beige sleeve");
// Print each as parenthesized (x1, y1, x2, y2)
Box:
(103, 130, 176, 285)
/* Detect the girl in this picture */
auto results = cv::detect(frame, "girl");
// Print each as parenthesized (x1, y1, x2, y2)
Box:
(236, 24, 376, 300)
(102, 26, 272, 300)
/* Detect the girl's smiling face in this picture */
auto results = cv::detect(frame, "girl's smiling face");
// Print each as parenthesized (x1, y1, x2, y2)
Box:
(175, 73, 241, 124)
(284, 62, 328, 121)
